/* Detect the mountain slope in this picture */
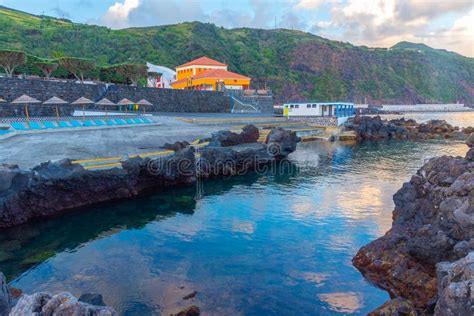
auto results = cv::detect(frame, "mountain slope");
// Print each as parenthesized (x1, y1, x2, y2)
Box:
(0, 5, 473, 104)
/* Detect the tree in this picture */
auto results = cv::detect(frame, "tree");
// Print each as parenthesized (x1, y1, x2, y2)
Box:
(58, 57, 95, 83)
(113, 63, 148, 86)
(35, 59, 58, 80)
(0, 50, 26, 77)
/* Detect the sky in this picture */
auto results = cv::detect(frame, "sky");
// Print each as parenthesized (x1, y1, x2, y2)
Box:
(1, 0, 473, 57)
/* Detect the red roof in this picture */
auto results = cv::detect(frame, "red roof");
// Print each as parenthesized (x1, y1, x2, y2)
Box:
(171, 69, 250, 85)
(177, 56, 227, 68)
(194, 69, 250, 80)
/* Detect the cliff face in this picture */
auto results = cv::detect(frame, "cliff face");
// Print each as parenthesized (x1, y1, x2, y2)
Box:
(353, 133, 474, 313)
(1, 6, 473, 104)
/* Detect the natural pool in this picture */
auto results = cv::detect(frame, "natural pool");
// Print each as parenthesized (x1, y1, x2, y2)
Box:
(0, 113, 471, 315)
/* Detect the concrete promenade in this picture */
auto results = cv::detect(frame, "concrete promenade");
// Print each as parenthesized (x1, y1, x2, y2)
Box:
(0, 114, 317, 168)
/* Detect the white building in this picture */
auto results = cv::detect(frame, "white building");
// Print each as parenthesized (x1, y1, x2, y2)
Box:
(146, 62, 176, 89)
(283, 102, 355, 125)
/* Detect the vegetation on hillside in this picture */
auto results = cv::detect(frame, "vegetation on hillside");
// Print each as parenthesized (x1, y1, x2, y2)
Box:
(0, 5, 472, 104)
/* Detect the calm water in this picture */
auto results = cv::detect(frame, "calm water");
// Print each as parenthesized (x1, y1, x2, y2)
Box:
(0, 113, 471, 315)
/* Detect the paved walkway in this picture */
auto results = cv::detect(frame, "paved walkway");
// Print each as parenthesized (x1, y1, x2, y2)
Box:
(0, 115, 314, 168)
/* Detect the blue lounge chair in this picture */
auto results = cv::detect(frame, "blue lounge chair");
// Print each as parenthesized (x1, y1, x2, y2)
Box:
(125, 118, 135, 124)
(83, 120, 95, 127)
(43, 121, 59, 129)
(94, 120, 105, 126)
(113, 119, 125, 125)
(0, 130, 12, 136)
(105, 119, 115, 126)
(58, 121, 71, 128)
(142, 118, 153, 124)
(11, 122, 28, 130)
(30, 122, 45, 130)
(131, 118, 143, 124)
(70, 120, 82, 128)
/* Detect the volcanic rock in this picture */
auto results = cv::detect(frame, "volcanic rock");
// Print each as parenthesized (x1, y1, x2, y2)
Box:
(351, 116, 459, 141)
(353, 135, 474, 313)
(435, 251, 474, 315)
(209, 124, 259, 147)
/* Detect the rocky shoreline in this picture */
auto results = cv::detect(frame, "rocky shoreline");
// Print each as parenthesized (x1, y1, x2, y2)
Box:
(0, 125, 299, 315)
(349, 115, 468, 141)
(353, 133, 474, 314)
(0, 125, 299, 229)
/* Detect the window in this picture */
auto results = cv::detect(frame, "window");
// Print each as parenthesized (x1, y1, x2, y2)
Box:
(290, 104, 294, 109)
(295, 104, 299, 109)
(312, 104, 317, 108)
(307, 104, 311, 108)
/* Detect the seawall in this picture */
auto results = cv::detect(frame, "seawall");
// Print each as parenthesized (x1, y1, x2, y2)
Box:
(0, 77, 231, 114)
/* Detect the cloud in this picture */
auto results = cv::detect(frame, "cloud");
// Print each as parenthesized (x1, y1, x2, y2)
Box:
(96, 0, 474, 57)
(100, 0, 140, 29)
(294, 0, 324, 10)
(314, 0, 474, 56)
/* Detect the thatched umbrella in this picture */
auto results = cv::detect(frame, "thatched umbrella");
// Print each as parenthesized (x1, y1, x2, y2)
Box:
(137, 99, 152, 114)
(0, 97, 6, 103)
(117, 98, 134, 115)
(43, 96, 68, 119)
(95, 98, 115, 118)
(11, 94, 41, 126)
(72, 97, 94, 120)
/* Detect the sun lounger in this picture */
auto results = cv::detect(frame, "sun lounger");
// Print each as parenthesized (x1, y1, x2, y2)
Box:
(113, 119, 125, 125)
(58, 121, 71, 128)
(94, 120, 105, 126)
(83, 120, 95, 127)
(11, 122, 28, 130)
(0, 130, 12, 136)
(43, 121, 59, 129)
(125, 118, 135, 124)
(30, 122, 46, 130)
(105, 119, 115, 126)
(70, 120, 82, 128)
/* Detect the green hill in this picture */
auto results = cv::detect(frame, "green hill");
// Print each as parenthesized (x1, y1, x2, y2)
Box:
(0, 5, 473, 104)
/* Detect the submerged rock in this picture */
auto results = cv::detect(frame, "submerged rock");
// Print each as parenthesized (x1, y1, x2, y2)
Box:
(353, 135, 474, 313)
(79, 293, 106, 306)
(171, 305, 200, 316)
(10, 292, 116, 315)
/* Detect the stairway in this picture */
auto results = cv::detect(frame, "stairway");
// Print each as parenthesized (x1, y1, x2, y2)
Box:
(258, 129, 271, 142)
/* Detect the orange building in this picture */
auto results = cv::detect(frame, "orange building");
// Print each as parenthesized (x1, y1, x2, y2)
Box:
(170, 56, 251, 91)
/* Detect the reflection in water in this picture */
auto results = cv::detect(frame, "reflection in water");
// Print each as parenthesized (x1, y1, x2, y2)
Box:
(318, 292, 362, 313)
(0, 135, 468, 315)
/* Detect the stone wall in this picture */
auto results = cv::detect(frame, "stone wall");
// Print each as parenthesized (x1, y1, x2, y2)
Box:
(0, 77, 231, 116)
(288, 116, 337, 126)
(226, 90, 274, 113)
